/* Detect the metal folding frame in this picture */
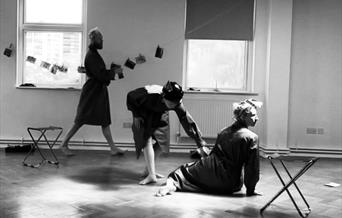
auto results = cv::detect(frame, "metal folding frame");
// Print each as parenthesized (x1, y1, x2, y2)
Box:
(260, 156, 319, 218)
(23, 126, 63, 168)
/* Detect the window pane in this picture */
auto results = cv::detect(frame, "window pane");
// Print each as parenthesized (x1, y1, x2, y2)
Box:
(23, 31, 82, 86)
(25, 0, 83, 24)
(186, 40, 247, 91)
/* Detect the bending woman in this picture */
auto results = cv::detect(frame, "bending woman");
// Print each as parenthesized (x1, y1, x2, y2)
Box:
(127, 81, 210, 185)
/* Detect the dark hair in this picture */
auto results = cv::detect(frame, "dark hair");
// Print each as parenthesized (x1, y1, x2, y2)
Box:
(162, 81, 184, 102)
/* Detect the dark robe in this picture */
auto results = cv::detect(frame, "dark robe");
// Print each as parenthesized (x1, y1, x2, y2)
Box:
(126, 85, 205, 158)
(169, 121, 260, 195)
(74, 45, 112, 126)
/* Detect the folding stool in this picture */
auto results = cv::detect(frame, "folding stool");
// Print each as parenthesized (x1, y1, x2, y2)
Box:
(260, 155, 319, 218)
(23, 126, 63, 168)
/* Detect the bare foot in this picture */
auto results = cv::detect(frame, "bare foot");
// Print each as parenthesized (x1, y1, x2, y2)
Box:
(141, 170, 164, 179)
(139, 174, 157, 185)
(110, 147, 127, 156)
(60, 146, 75, 156)
(155, 173, 164, 179)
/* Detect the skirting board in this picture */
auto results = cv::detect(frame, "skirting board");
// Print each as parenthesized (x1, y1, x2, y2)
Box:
(0, 139, 201, 154)
(0, 139, 341, 158)
(259, 145, 342, 158)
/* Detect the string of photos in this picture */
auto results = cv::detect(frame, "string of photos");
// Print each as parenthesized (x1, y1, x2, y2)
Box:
(26, 55, 69, 74)
(3, 42, 164, 81)
(3, 43, 70, 74)
(77, 44, 163, 80)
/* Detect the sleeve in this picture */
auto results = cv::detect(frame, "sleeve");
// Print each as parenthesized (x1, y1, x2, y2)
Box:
(174, 103, 205, 147)
(126, 88, 145, 118)
(244, 135, 260, 195)
(85, 53, 112, 84)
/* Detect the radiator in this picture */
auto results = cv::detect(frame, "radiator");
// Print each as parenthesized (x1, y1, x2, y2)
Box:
(179, 97, 235, 138)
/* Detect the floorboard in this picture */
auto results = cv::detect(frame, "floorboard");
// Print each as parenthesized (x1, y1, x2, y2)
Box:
(0, 149, 341, 218)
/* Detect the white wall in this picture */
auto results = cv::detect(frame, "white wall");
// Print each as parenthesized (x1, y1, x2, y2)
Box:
(289, 0, 342, 150)
(263, 0, 293, 151)
(0, 0, 341, 156)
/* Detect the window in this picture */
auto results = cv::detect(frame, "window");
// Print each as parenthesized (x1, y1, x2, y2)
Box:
(17, 0, 87, 89)
(185, 39, 251, 92)
(184, 0, 255, 93)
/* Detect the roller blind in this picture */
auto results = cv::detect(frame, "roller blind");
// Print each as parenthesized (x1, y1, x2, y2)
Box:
(185, 0, 255, 40)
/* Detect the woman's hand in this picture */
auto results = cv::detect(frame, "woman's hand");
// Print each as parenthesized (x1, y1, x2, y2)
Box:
(133, 117, 144, 129)
(198, 139, 207, 147)
(114, 66, 123, 75)
(110, 62, 123, 80)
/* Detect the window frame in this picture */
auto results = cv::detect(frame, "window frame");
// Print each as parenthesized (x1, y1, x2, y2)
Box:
(183, 39, 254, 94)
(16, 0, 88, 89)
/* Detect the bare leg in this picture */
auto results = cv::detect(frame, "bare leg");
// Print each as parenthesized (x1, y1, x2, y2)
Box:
(155, 177, 177, 197)
(60, 123, 82, 156)
(141, 147, 164, 178)
(139, 137, 157, 185)
(102, 125, 126, 155)
(60, 123, 82, 148)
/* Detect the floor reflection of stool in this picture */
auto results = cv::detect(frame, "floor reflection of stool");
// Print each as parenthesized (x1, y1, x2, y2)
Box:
(260, 155, 319, 218)
(23, 126, 63, 168)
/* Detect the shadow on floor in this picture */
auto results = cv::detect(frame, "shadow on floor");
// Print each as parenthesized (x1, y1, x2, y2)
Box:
(75, 202, 252, 218)
(68, 166, 141, 190)
(75, 203, 186, 218)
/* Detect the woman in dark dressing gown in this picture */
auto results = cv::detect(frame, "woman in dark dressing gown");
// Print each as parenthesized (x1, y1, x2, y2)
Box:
(127, 81, 210, 185)
(156, 99, 263, 197)
(59, 27, 125, 156)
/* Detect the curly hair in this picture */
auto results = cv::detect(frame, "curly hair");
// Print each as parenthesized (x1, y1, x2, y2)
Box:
(233, 99, 262, 121)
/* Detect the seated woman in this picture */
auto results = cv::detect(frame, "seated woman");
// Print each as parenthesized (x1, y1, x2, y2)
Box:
(156, 99, 263, 197)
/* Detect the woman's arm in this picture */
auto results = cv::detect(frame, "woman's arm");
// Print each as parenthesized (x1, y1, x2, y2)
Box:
(174, 103, 206, 148)
(244, 135, 260, 195)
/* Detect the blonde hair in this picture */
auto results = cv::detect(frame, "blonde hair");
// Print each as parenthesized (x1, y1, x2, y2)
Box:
(233, 99, 263, 121)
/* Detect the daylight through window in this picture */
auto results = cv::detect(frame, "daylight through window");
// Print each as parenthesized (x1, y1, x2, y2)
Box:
(185, 39, 249, 92)
(17, 0, 86, 89)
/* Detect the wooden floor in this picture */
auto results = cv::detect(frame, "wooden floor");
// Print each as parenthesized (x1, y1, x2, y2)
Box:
(0, 149, 341, 218)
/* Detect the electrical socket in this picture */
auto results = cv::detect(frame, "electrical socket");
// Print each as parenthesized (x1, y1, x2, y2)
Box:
(306, 128, 317, 134)
(317, 128, 324, 135)
(306, 127, 324, 135)
(123, 122, 132, 128)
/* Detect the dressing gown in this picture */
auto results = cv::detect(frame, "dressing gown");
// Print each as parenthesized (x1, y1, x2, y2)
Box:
(168, 121, 260, 195)
(74, 45, 112, 126)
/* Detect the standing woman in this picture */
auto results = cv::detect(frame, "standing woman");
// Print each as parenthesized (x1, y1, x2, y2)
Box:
(60, 27, 125, 156)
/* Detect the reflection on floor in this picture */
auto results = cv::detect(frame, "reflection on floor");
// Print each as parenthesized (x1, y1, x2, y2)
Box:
(0, 149, 341, 218)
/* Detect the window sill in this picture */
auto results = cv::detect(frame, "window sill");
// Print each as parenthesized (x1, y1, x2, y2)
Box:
(184, 90, 258, 96)
(16, 86, 82, 91)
